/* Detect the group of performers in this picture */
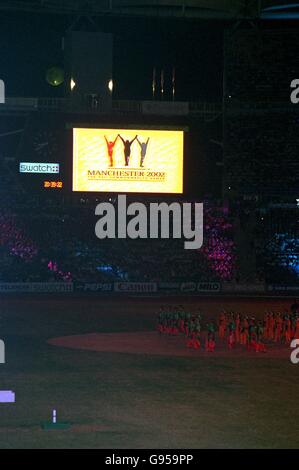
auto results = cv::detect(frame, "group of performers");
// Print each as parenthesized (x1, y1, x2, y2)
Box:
(156, 306, 216, 352)
(156, 306, 299, 353)
(104, 134, 150, 167)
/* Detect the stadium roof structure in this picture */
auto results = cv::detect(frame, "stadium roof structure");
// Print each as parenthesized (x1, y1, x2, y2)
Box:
(0, 1, 297, 19)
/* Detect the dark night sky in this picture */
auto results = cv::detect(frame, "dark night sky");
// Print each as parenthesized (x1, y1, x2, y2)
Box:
(0, 12, 224, 102)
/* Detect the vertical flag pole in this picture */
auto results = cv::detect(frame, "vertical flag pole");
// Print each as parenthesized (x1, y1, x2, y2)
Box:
(172, 66, 176, 101)
(152, 67, 156, 100)
(161, 69, 164, 100)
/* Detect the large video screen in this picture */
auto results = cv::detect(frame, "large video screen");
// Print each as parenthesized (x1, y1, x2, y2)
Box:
(72, 127, 184, 193)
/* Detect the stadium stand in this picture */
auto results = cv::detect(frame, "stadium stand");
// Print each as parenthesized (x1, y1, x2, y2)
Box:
(224, 28, 299, 201)
(0, 199, 236, 283)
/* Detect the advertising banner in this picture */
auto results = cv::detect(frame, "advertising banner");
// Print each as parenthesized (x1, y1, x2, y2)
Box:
(180, 282, 221, 293)
(0, 283, 73, 293)
(20, 163, 60, 174)
(267, 285, 299, 293)
(158, 282, 181, 291)
(75, 282, 113, 292)
(114, 282, 157, 293)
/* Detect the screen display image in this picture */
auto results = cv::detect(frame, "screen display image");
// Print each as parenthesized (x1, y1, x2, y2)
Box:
(72, 127, 184, 193)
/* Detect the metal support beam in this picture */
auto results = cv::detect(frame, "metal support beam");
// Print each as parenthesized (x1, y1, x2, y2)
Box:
(0, 1, 260, 20)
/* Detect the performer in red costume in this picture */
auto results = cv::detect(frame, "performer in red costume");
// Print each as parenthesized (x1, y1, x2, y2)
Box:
(240, 317, 249, 345)
(227, 320, 236, 350)
(104, 135, 118, 167)
(264, 312, 270, 340)
(218, 312, 226, 339)
(235, 313, 241, 344)
(284, 315, 292, 344)
(256, 322, 267, 353)
(275, 315, 283, 342)
(191, 319, 201, 350)
(205, 322, 216, 352)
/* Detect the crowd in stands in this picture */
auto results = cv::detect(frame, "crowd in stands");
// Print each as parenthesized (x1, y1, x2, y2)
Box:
(265, 234, 299, 282)
(0, 200, 236, 283)
(1, 189, 298, 286)
(254, 208, 299, 284)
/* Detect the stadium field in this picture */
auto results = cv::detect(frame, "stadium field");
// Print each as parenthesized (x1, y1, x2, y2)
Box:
(0, 295, 297, 449)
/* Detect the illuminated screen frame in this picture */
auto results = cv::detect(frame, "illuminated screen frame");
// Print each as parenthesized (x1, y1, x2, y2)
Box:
(71, 126, 185, 195)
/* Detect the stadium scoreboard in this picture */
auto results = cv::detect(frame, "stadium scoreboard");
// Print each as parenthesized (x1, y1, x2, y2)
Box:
(72, 127, 184, 194)
(17, 123, 185, 196)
